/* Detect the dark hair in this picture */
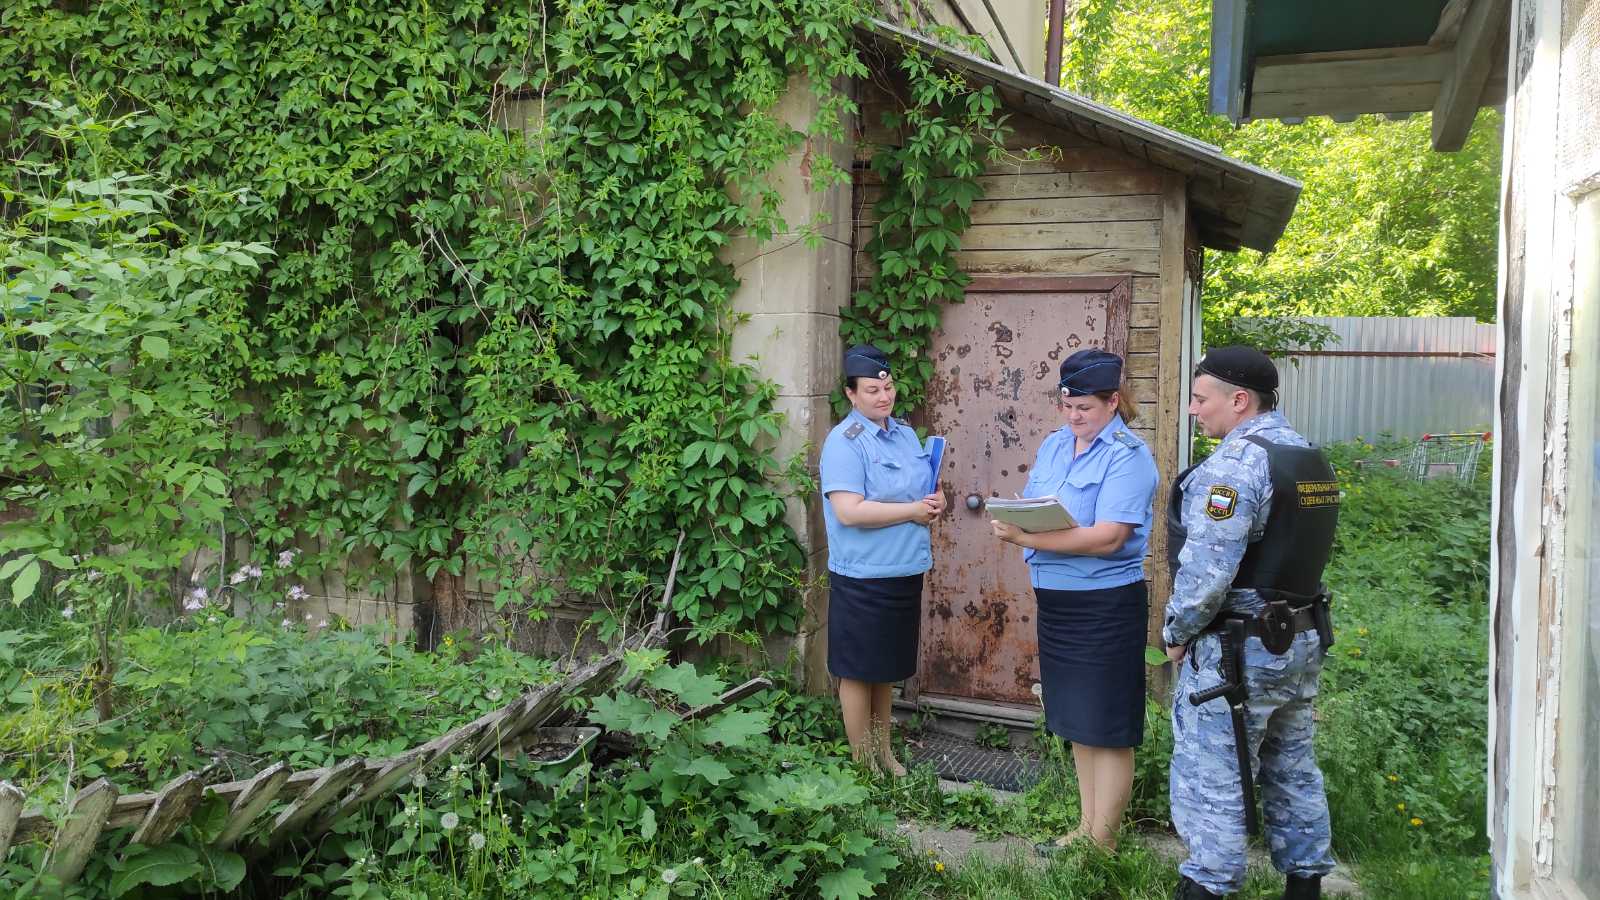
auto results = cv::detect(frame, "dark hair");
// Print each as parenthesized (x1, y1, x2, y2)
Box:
(1091, 378, 1139, 423)
(845, 375, 894, 392)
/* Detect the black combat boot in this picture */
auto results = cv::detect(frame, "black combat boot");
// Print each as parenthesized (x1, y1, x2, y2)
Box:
(1173, 876, 1224, 899)
(1283, 875, 1321, 899)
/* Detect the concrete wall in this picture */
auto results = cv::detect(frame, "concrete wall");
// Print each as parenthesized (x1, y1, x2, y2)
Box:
(719, 76, 857, 689)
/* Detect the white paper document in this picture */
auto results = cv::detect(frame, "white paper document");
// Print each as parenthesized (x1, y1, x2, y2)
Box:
(983, 495, 1078, 533)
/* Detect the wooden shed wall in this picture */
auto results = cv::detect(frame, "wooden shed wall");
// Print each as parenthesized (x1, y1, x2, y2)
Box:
(852, 90, 1191, 643)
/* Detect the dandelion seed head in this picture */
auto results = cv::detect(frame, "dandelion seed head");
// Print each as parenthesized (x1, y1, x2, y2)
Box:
(661, 869, 677, 884)
(62, 606, 74, 619)
(440, 812, 460, 831)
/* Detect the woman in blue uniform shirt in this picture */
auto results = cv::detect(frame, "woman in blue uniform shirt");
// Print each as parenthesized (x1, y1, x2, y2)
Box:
(991, 349, 1157, 850)
(819, 344, 945, 775)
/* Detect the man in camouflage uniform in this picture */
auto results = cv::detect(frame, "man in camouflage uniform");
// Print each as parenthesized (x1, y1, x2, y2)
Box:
(1162, 347, 1339, 900)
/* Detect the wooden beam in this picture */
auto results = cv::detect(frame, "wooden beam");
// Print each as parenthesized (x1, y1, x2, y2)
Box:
(127, 772, 204, 848)
(46, 779, 118, 886)
(1432, 0, 1510, 151)
(0, 782, 23, 863)
(1149, 172, 1188, 652)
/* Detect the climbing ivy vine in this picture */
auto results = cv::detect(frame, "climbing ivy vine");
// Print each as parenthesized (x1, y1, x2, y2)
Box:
(843, 46, 1011, 413)
(1, 0, 874, 640)
(1, 0, 1016, 643)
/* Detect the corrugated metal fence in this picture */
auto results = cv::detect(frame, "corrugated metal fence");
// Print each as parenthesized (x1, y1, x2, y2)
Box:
(1275, 317, 1497, 446)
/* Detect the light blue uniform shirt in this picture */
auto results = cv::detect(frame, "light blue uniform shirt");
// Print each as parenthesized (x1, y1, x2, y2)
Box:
(819, 409, 933, 579)
(1021, 414, 1158, 590)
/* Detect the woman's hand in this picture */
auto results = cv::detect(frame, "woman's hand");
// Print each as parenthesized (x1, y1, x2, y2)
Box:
(990, 520, 1025, 544)
(909, 493, 944, 525)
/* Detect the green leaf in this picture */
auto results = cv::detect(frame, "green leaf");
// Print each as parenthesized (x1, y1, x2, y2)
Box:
(1144, 645, 1170, 667)
(587, 693, 678, 742)
(639, 806, 657, 841)
(698, 708, 769, 748)
(201, 848, 247, 892)
(646, 663, 724, 708)
(141, 335, 170, 359)
(816, 866, 875, 900)
(111, 844, 203, 897)
(9, 561, 40, 606)
(677, 755, 733, 784)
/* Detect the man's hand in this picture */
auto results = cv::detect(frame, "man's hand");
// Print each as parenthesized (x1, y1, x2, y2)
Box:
(1166, 643, 1186, 665)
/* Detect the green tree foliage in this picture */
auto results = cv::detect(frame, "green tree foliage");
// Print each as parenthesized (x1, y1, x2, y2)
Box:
(1, 0, 873, 640)
(1063, 0, 1502, 329)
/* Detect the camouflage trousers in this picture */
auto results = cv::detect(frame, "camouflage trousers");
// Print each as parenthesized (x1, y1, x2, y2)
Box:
(1170, 630, 1335, 894)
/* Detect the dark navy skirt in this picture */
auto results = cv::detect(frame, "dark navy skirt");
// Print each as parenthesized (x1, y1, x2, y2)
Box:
(827, 572, 924, 683)
(1036, 580, 1148, 748)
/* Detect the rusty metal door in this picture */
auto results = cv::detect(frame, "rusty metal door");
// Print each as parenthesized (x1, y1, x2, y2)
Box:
(915, 275, 1130, 707)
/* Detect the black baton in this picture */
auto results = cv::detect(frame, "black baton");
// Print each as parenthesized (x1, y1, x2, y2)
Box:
(1187, 618, 1260, 836)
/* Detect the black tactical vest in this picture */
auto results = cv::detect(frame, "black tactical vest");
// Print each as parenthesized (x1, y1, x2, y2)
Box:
(1167, 434, 1340, 597)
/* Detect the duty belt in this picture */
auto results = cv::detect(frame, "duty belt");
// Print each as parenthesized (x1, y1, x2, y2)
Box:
(1202, 604, 1318, 641)
(1200, 591, 1333, 656)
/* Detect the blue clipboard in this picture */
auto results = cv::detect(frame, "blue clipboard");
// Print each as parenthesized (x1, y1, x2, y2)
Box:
(925, 435, 946, 494)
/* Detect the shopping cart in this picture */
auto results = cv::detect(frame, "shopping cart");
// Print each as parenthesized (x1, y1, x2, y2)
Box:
(1406, 432, 1490, 482)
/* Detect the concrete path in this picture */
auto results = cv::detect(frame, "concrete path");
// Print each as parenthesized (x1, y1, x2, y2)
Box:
(900, 780, 1363, 896)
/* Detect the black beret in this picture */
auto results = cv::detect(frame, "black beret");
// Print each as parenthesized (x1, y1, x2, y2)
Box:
(1196, 345, 1278, 393)
(843, 344, 892, 379)
(1058, 349, 1123, 396)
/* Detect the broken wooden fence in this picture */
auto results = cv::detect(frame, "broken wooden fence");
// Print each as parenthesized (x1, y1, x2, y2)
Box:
(0, 534, 771, 888)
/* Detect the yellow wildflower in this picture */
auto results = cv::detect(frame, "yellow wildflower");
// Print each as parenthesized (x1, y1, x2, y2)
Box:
(934, 862, 946, 873)
(1356, 628, 1369, 637)
(1396, 802, 1406, 811)
(1348, 647, 1363, 657)
(1387, 774, 1399, 782)
(1410, 817, 1424, 827)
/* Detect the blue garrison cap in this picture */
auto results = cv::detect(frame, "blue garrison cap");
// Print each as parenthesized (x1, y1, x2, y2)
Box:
(843, 344, 892, 379)
(1058, 349, 1123, 396)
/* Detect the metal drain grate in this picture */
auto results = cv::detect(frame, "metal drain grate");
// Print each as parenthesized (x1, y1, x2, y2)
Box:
(905, 732, 1045, 793)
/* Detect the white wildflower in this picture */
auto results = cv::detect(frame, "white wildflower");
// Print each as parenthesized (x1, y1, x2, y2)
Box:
(692, 857, 704, 866)
(662, 869, 678, 884)
(281, 619, 291, 628)
(317, 619, 328, 628)
(304, 612, 313, 621)
(277, 549, 297, 568)
(468, 832, 486, 851)
(62, 606, 74, 619)
(411, 773, 427, 789)
(230, 567, 250, 585)
(247, 565, 262, 578)
(206, 615, 219, 624)
(440, 812, 459, 831)
(86, 570, 102, 582)
(287, 585, 307, 601)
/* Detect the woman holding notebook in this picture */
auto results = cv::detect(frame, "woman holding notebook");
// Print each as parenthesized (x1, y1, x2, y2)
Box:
(818, 343, 945, 775)
(990, 348, 1157, 851)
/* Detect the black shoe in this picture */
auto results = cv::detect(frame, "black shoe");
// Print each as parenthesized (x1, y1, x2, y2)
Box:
(1173, 876, 1224, 899)
(1283, 875, 1321, 900)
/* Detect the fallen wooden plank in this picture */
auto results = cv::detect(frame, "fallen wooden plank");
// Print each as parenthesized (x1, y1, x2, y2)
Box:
(680, 677, 774, 724)
(261, 758, 365, 849)
(214, 762, 290, 850)
(0, 781, 23, 863)
(313, 749, 428, 836)
(45, 778, 118, 886)
(127, 771, 204, 848)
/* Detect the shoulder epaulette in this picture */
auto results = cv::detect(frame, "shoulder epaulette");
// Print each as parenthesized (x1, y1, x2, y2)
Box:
(844, 422, 864, 440)
(1112, 430, 1141, 449)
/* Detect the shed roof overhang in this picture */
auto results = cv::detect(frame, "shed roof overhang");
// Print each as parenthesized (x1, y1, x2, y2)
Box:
(861, 19, 1303, 254)
(1209, 0, 1509, 151)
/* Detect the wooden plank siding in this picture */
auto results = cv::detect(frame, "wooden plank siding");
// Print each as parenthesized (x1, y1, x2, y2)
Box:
(852, 94, 1185, 656)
